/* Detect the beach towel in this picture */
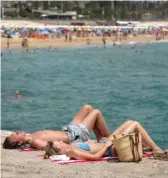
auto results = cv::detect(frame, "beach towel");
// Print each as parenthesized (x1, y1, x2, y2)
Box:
(18, 144, 36, 152)
(17, 146, 153, 164)
(49, 155, 118, 165)
(49, 153, 154, 165)
(19, 147, 35, 152)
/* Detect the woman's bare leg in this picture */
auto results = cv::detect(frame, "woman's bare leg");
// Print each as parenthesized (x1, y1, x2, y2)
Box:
(81, 109, 110, 140)
(71, 105, 93, 124)
(112, 120, 134, 135)
(122, 121, 163, 153)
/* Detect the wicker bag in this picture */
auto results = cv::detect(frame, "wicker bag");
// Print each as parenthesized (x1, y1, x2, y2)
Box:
(108, 132, 143, 162)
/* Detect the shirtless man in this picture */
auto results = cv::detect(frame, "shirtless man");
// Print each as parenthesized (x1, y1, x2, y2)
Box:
(3, 105, 110, 150)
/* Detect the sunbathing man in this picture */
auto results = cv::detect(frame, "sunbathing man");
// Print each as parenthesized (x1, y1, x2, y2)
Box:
(3, 105, 110, 150)
(44, 120, 164, 160)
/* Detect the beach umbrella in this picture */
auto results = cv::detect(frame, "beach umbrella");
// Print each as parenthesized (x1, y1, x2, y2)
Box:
(123, 28, 128, 33)
(87, 28, 92, 31)
(7, 31, 14, 35)
(51, 29, 57, 32)
(95, 29, 102, 34)
(21, 28, 28, 33)
(40, 30, 49, 35)
(41, 14, 48, 17)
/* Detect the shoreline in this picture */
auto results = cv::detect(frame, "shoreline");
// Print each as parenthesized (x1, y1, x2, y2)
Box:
(1, 35, 168, 51)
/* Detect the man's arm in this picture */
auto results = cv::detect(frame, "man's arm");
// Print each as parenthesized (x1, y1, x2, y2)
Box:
(30, 139, 48, 150)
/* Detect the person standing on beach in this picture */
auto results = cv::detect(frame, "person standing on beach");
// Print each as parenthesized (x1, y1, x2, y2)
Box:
(7, 38, 10, 49)
(21, 38, 29, 52)
(86, 35, 90, 45)
(68, 32, 72, 42)
(64, 32, 68, 42)
(102, 33, 106, 48)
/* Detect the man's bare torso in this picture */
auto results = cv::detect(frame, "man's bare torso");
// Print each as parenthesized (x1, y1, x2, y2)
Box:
(30, 130, 68, 143)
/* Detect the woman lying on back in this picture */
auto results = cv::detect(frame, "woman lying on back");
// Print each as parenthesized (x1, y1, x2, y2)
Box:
(45, 119, 164, 160)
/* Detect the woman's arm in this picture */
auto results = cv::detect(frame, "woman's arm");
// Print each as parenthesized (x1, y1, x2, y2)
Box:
(67, 141, 113, 161)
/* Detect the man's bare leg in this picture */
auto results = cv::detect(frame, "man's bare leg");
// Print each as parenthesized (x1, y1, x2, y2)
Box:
(112, 120, 134, 135)
(122, 121, 163, 153)
(81, 109, 110, 140)
(92, 126, 103, 141)
(71, 105, 93, 124)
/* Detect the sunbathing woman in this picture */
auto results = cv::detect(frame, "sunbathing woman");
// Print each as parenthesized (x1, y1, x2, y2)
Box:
(45, 118, 164, 160)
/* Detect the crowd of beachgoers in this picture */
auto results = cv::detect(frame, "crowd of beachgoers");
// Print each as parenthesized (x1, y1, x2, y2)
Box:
(2, 23, 168, 39)
(1, 21, 168, 51)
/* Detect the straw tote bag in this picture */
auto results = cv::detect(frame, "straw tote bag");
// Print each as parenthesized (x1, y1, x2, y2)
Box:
(108, 132, 143, 162)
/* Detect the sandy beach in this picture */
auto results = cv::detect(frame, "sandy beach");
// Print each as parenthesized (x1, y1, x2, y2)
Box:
(1, 34, 168, 51)
(1, 132, 168, 178)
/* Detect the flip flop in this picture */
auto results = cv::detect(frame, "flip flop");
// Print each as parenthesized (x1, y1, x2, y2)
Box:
(153, 151, 168, 161)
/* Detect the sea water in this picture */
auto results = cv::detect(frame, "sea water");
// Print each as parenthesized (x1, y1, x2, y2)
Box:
(1, 42, 168, 149)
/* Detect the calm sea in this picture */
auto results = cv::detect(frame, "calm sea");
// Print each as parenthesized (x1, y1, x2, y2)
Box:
(1, 42, 168, 149)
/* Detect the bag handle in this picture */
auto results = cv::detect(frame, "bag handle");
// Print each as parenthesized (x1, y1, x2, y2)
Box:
(129, 133, 141, 162)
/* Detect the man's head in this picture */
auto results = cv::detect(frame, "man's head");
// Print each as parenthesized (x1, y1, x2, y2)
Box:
(3, 132, 26, 149)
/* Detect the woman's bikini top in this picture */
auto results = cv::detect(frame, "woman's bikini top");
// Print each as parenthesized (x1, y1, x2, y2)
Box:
(75, 141, 112, 156)
(76, 143, 91, 151)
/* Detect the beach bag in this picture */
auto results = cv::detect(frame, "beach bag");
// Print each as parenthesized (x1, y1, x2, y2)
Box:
(108, 132, 143, 162)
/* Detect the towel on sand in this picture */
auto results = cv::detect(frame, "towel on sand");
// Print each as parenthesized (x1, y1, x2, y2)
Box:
(49, 155, 118, 165)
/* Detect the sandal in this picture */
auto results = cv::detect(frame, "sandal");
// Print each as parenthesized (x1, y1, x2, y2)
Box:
(44, 141, 59, 159)
(153, 151, 168, 161)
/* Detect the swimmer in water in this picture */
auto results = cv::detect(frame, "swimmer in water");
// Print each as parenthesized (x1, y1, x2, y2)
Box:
(15, 91, 23, 99)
